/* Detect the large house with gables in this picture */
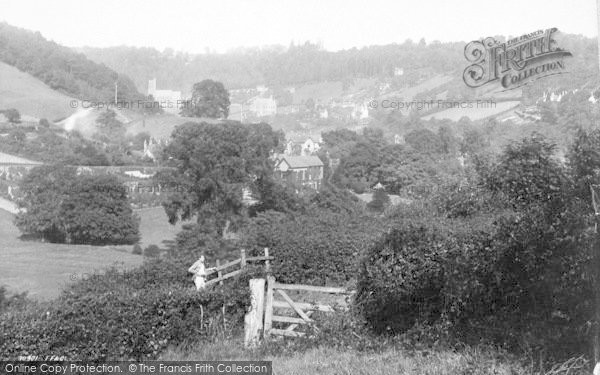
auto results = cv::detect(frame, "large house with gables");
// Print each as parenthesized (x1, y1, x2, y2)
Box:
(274, 155, 324, 190)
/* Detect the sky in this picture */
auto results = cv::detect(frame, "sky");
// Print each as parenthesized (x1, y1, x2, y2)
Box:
(0, 0, 597, 53)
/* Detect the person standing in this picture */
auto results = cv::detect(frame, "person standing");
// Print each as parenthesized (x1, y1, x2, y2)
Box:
(188, 255, 209, 290)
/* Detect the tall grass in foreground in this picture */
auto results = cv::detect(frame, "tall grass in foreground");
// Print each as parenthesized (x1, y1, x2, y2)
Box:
(161, 341, 533, 375)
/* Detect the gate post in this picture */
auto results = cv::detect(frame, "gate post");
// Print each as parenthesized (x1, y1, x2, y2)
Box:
(244, 278, 265, 347)
(263, 276, 275, 338)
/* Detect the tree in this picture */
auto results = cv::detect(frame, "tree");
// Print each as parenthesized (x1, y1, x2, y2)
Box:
(405, 129, 442, 154)
(3, 109, 20, 124)
(159, 121, 282, 231)
(367, 188, 390, 212)
(15, 165, 139, 245)
(181, 80, 230, 118)
(39, 118, 50, 128)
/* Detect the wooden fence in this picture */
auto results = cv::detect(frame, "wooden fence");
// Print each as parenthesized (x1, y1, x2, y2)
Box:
(199, 249, 353, 346)
(204, 248, 273, 288)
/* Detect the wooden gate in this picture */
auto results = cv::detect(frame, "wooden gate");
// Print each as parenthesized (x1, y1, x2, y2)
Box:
(263, 276, 352, 338)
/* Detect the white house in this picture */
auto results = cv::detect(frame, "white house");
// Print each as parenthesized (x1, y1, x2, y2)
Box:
(248, 96, 277, 117)
(147, 78, 182, 115)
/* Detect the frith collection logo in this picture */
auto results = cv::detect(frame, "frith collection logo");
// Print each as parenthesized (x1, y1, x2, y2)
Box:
(463, 28, 572, 90)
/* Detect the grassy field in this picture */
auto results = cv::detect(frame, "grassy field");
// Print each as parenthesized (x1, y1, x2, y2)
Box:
(0, 206, 192, 300)
(135, 206, 194, 248)
(0, 62, 77, 122)
(0, 208, 143, 300)
(381, 75, 454, 102)
(421, 100, 520, 121)
(161, 341, 528, 375)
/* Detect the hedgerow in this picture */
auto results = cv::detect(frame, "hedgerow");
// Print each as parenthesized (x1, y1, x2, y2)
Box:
(0, 260, 252, 360)
(242, 209, 385, 285)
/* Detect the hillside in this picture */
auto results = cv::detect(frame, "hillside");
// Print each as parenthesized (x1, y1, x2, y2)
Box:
(79, 42, 466, 92)
(0, 62, 78, 121)
(0, 22, 142, 102)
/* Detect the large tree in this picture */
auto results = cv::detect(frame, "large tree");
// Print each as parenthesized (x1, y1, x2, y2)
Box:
(159, 121, 283, 231)
(15, 165, 139, 245)
(181, 80, 230, 118)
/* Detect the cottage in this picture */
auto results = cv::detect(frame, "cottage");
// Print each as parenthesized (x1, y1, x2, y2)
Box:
(248, 96, 277, 117)
(274, 155, 324, 190)
(284, 136, 320, 156)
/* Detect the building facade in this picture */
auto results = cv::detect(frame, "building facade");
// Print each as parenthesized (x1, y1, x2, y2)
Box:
(274, 155, 324, 190)
(147, 78, 182, 115)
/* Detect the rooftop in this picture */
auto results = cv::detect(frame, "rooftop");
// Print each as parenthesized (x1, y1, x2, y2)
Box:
(277, 155, 323, 169)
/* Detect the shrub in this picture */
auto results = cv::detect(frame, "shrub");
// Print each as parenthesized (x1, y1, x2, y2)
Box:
(15, 166, 140, 245)
(356, 221, 455, 334)
(357, 196, 594, 360)
(144, 244, 161, 258)
(0, 260, 252, 360)
(367, 189, 390, 212)
(132, 244, 142, 255)
(243, 209, 385, 285)
(173, 223, 239, 264)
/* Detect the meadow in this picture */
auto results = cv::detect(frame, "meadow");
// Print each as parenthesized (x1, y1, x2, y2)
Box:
(0, 62, 77, 122)
(0, 206, 189, 300)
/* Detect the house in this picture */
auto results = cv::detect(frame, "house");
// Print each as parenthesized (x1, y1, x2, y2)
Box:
(147, 78, 182, 115)
(284, 136, 320, 156)
(274, 155, 324, 190)
(318, 106, 329, 119)
(351, 103, 369, 120)
(248, 96, 277, 117)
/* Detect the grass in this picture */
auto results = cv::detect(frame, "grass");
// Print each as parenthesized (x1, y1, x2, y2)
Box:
(160, 340, 529, 375)
(0, 208, 143, 300)
(125, 114, 222, 140)
(0, 62, 77, 122)
(421, 101, 520, 121)
(0, 205, 192, 300)
(0, 204, 193, 299)
(135, 206, 194, 248)
(381, 75, 455, 102)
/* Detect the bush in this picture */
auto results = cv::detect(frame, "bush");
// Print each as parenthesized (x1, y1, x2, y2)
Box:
(357, 194, 594, 360)
(367, 189, 390, 212)
(356, 221, 458, 334)
(132, 244, 142, 255)
(243, 209, 385, 285)
(144, 244, 161, 258)
(15, 166, 140, 245)
(0, 260, 252, 360)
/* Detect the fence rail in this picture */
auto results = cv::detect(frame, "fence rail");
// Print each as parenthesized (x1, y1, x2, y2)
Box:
(204, 248, 273, 287)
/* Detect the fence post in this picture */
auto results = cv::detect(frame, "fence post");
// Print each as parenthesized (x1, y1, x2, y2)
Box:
(240, 249, 246, 269)
(216, 259, 223, 286)
(264, 247, 270, 274)
(244, 278, 265, 347)
(263, 275, 275, 338)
